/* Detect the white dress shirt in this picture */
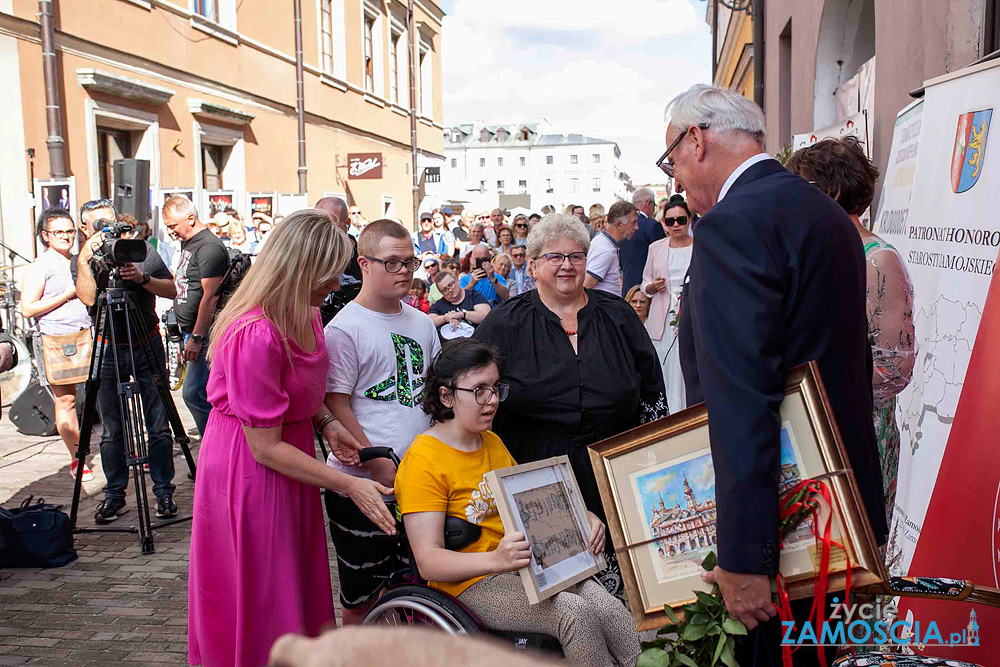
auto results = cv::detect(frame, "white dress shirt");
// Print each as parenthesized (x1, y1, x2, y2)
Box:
(717, 152, 772, 203)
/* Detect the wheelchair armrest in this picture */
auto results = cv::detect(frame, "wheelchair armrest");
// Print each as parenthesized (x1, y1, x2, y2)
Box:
(359, 446, 400, 467)
(857, 576, 1000, 607)
(444, 515, 481, 551)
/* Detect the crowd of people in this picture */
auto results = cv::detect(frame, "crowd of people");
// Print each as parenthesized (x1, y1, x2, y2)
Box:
(15, 82, 919, 667)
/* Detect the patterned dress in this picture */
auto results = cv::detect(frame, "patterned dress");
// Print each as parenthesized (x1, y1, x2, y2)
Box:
(863, 237, 916, 526)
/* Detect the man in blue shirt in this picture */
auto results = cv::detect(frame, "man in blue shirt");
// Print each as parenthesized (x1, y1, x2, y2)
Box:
(412, 212, 446, 256)
(618, 187, 665, 296)
(459, 244, 508, 305)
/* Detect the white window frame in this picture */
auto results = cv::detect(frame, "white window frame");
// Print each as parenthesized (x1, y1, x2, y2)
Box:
(382, 194, 395, 218)
(545, 178, 553, 193)
(592, 153, 601, 164)
(570, 154, 578, 164)
(418, 34, 433, 117)
(317, 0, 347, 80)
(479, 157, 485, 167)
(497, 156, 503, 167)
(519, 156, 526, 167)
(545, 155, 553, 165)
(389, 30, 401, 105)
(518, 180, 527, 194)
(361, 2, 385, 98)
(450, 158, 457, 168)
(193, 121, 245, 217)
(497, 179, 504, 191)
(570, 177, 579, 193)
(191, 0, 236, 31)
(592, 177, 601, 192)
(479, 180, 486, 192)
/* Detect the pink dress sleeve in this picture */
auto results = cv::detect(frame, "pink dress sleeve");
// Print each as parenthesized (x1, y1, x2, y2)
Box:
(219, 318, 290, 428)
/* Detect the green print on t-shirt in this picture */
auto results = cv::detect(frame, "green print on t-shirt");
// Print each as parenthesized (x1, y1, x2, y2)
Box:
(363, 333, 426, 406)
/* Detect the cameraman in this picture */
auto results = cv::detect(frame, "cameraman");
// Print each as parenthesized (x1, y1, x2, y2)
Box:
(76, 199, 179, 523)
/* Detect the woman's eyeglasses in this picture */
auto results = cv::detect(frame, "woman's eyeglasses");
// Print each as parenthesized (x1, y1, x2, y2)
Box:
(541, 252, 587, 266)
(663, 216, 689, 226)
(45, 229, 76, 239)
(363, 256, 422, 273)
(453, 383, 510, 405)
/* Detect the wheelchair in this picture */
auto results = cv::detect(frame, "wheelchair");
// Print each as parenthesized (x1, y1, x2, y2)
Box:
(323, 445, 564, 657)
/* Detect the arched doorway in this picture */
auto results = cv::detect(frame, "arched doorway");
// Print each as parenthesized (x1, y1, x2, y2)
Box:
(813, 0, 876, 129)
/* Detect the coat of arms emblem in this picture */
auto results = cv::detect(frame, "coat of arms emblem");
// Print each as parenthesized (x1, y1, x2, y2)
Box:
(950, 109, 992, 193)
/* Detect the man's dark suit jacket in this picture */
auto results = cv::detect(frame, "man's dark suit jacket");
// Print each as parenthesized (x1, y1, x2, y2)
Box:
(678, 158, 887, 576)
(618, 212, 665, 297)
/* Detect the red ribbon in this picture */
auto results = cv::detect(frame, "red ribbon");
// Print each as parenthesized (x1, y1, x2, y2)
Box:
(775, 478, 853, 667)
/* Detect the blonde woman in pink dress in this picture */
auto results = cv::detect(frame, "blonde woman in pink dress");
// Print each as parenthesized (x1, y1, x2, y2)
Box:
(187, 209, 396, 667)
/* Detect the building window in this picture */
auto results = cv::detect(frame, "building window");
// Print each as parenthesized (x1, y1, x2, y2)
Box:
(497, 180, 504, 190)
(97, 128, 132, 199)
(479, 157, 486, 167)
(518, 180, 527, 194)
(479, 180, 486, 192)
(545, 178, 553, 193)
(519, 156, 526, 167)
(592, 177, 601, 192)
(592, 153, 600, 163)
(519, 128, 529, 140)
(418, 50, 426, 115)
(363, 16, 375, 93)
(498, 157, 504, 166)
(570, 178, 579, 193)
(320, 0, 334, 73)
(450, 158, 457, 168)
(193, 0, 219, 22)
(570, 154, 578, 164)
(389, 32, 400, 104)
(202, 144, 225, 190)
(545, 155, 553, 165)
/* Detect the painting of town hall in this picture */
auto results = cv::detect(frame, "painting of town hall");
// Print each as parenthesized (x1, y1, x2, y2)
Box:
(630, 423, 807, 584)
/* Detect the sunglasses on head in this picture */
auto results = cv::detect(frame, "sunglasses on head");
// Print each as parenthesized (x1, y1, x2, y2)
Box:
(663, 215, 689, 226)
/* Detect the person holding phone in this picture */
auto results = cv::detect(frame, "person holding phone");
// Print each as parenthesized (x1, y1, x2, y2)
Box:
(459, 245, 508, 305)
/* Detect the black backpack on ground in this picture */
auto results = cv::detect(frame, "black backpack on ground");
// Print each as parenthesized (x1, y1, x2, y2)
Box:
(0, 495, 77, 568)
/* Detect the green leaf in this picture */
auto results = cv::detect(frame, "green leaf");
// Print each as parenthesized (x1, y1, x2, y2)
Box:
(706, 625, 722, 636)
(688, 613, 709, 626)
(663, 605, 680, 624)
(695, 590, 719, 607)
(682, 623, 707, 641)
(655, 624, 680, 637)
(641, 637, 670, 650)
(701, 551, 718, 571)
(720, 642, 737, 667)
(712, 632, 727, 666)
(637, 647, 670, 667)
(675, 653, 698, 667)
(726, 636, 736, 651)
(722, 617, 748, 636)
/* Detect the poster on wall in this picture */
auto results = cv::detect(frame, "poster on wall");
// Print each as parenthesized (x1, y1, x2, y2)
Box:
(248, 192, 276, 219)
(874, 59, 999, 663)
(792, 111, 869, 155)
(205, 190, 235, 218)
(33, 177, 76, 216)
(277, 193, 309, 216)
(161, 188, 195, 208)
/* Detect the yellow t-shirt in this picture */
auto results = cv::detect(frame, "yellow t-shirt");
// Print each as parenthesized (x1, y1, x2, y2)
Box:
(396, 431, 517, 597)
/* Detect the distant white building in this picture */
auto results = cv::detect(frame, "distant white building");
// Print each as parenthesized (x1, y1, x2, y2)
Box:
(439, 122, 632, 212)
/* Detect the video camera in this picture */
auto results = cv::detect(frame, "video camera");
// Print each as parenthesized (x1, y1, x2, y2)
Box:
(92, 221, 147, 272)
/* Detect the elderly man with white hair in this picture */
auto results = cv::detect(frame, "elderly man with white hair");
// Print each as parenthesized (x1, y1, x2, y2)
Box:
(667, 84, 886, 666)
(617, 187, 665, 297)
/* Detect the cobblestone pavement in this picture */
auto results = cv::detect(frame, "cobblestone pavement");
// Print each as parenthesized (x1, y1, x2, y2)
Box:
(0, 391, 342, 666)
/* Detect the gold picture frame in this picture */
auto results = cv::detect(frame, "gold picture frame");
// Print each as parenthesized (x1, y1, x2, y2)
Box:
(486, 456, 607, 604)
(587, 362, 886, 631)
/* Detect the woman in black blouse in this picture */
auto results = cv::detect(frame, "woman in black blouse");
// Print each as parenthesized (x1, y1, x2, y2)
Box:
(474, 212, 667, 597)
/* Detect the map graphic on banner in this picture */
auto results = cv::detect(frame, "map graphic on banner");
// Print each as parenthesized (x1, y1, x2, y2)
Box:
(874, 59, 1000, 662)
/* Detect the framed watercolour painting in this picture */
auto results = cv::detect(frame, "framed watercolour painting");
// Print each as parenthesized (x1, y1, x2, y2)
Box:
(486, 456, 606, 604)
(588, 362, 886, 631)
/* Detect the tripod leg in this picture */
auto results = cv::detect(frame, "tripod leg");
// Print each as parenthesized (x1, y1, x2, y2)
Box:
(126, 306, 197, 480)
(108, 291, 156, 554)
(70, 294, 109, 530)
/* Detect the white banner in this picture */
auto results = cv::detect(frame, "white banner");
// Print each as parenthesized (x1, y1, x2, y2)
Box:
(874, 61, 999, 576)
(792, 111, 869, 155)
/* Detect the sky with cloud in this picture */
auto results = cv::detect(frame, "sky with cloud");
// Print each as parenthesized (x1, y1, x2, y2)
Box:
(438, 0, 713, 187)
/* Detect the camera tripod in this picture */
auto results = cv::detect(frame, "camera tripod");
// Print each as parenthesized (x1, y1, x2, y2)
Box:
(68, 271, 197, 555)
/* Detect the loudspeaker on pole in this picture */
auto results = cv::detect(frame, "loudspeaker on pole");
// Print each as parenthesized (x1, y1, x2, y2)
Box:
(113, 159, 151, 223)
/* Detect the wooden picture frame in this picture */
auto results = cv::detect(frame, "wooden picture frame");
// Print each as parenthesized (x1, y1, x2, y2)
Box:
(486, 456, 606, 604)
(588, 362, 886, 631)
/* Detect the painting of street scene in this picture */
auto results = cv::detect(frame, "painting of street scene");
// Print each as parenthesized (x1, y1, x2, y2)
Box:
(630, 422, 808, 584)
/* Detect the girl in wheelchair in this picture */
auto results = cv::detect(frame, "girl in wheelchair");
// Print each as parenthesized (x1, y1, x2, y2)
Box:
(395, 339, 640, 667)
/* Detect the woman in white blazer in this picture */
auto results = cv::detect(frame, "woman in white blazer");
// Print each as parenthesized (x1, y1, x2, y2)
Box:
(640, 197, 694, 413)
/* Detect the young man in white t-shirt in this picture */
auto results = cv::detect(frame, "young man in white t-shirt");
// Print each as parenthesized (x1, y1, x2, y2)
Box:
(324, 219, 441, 624)
(584, 201, 639, 296)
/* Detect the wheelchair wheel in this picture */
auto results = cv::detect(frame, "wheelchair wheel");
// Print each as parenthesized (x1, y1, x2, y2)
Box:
(363, 585, 481, 635)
